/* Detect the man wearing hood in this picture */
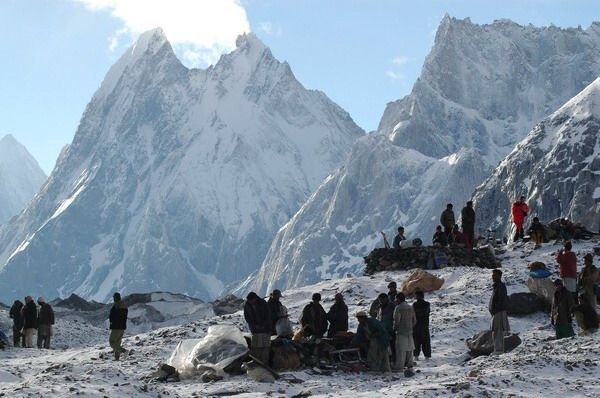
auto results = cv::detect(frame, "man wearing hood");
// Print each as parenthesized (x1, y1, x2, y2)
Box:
(37, 297, 55, 349)
(9, 300, 25, 347)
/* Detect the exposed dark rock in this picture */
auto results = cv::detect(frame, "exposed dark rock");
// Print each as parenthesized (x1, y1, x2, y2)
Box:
(466, 330, 521, 356)
(212, 294, 245, 316)
(364, 245, 500, 274)
(507, 292, 547, 316)
(52, 294, 106, 312)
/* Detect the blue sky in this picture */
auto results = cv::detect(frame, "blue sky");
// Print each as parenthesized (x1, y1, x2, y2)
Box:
(2, 0, 599, 173)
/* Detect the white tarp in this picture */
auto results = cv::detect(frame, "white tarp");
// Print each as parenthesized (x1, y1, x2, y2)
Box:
(168, 325, 248, 377)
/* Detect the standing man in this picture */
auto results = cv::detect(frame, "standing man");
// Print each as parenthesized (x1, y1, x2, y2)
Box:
(377, 293, 396, 364)
(267, 289, 283, 336)
(461, 201, 476, 248)
(22, 296, 37, 348)
(440, 204, 456, 243)
(326, 293, 348, 338)
(511, 196, 529, 241)
(244, 292, 272, 365)
(412, 291, 431, 360)
(387, 281, 398, 303)
(393, 227, 406, 249)
(551, 280, 575, 339)
(579, 253, 598, 307)
(556, 241, 577, 299)
(393, 293, 416, 376)
(9, 300, 24, 347)
(489, 269, 509, 354)
(37, 297, 54, 349)
(109, 292, 129, 361)
(353, 311, 390, 372)
(300, 293, 328, 338)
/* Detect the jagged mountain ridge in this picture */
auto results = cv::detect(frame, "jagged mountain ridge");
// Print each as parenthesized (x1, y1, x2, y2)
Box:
(0, 28, 363, 303)
(249, 16, 600, 295)
(0, 134, 47, 224)
(473, 77, 600, 237)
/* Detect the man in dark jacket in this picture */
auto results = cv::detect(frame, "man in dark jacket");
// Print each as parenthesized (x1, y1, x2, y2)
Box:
(489, 269, 509, 354)
(326, 293, 348, 337)
(9, 300, 25, 347)
(37, 297, 54, 349)
(392, 227, 406, 249)
(440, 204, 455, 242)
(432, 225, 448, 246)
(461, 201, 476, 248)
(412, 291, 431, 359)
(109, 292, 129, 360)
(301, 293, 328, 338)
(22, 296, 37, 348)
(267, 289, 283, 335)
(377, 293, 396, 363)
(551, 280, 575, 339)
(244, 292, 272, 365)
(387, 282, 398, 303)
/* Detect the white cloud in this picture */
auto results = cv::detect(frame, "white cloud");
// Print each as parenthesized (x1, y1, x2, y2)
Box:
(74, 0, 251, 66)
(259, 21, 282, 36)
(392, 56, 408, 66)
(385, 71, 404, 80)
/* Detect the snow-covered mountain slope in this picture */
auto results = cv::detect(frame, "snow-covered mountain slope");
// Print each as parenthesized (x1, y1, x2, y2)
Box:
(250, 16, 600, 294)
(0, 28, 363, 303)
(380, 16, 600, 164)
(0, 134, 46, 224)
(1, 239, 599, 397)
(474, 77, 600, 238)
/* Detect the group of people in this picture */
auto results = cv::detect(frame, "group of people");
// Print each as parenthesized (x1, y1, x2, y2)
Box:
(437, 202, 476, 248)
(8, 296, 54, 349)
(243, 283, 431, 376)
(6, 292, 129, 361)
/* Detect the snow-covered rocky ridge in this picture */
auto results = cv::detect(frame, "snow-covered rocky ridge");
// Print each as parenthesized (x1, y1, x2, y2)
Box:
(474, 77, 600, 237)
(249, 16, 600, 294)
(0, 28, 363, 303)
(1, 239, 599, 397)
(0, 134, 47, 224)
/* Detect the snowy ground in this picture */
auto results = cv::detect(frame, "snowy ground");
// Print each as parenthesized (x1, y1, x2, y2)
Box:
(1, 239, 599, 397)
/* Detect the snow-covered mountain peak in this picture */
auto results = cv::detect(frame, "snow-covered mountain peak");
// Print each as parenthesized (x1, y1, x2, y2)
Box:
(554, 76, 600, 121)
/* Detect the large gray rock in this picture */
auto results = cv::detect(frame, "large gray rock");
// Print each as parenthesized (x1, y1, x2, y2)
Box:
(526, 277, 556, 306)
(466, 330, 522, 356)
(507, 292, 547, 316)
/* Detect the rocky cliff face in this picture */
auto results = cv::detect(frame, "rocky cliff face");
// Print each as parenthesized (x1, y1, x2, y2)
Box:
(249, 17, 600, 295)
(474, 77, 600, 238)
(0, 29, 363, 303)
(0, 135, 47, 224)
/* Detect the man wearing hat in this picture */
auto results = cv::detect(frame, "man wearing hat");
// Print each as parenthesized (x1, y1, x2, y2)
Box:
(300, 293, 328, 338)
(267, 289, 283, 336)
(580, 253, 598, 307)
(37, 297, 54, 349)
(551, 279, 575, 339)
(353, 311, 390, 372)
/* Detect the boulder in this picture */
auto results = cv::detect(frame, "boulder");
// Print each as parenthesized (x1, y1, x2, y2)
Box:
(212, 294, 245, 316)
(526, 277, 555, 306)
(401, 269, 444, 296)
(466, 330, 521, 356)
(271, 344, 302, 370)
(507, 292, 546, 316)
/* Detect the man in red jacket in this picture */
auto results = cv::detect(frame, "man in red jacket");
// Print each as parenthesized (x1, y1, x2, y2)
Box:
(556, 241, 578, 299)
(511, 196, 529, 241)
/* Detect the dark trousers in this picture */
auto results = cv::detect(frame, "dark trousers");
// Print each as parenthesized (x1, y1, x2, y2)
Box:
(413, 326, 431, 358)
(444, 227, 453, 243)
(12, 325, 24, 347)
(389, 332, 396, 363)
(463, 225, 474, 248)
(37, 334, 51, 349)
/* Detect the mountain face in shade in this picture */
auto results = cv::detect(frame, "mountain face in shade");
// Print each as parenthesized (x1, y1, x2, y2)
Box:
(473, 77, 600, 238)
(248, 17, 600, 295)
(0, 134, 47, 224)
(0, 29, 363, 303)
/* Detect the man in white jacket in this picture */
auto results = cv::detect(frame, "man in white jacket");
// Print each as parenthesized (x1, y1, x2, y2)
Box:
(393, 292, 416, 376)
